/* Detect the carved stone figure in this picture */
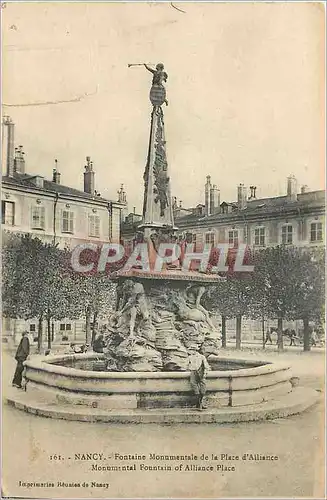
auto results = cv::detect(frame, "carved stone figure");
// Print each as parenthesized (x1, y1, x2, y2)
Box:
(153, 108, 170, 216)
(114, 280, 150, 339)
(104, 278, 220, 372)
(183, 284, 216, 330)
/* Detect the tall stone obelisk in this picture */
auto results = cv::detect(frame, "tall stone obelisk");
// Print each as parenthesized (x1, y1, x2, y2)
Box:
(138, 63, 175, 238)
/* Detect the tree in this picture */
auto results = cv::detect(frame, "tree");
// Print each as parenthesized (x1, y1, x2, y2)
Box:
(2, 233, 74, 351)
(67, 272, 116, 344)
(290, 249, 325, 351)
(249, 251, 275, 349)
(204, 273, 252, 350)
(251, 246, 300, 350)
(205, 279, 231, 348)
(251, 246, 325, 351)
(64, 245, 119, 344)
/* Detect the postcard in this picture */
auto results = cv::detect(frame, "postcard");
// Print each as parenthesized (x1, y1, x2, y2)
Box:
(1, 2, 325, 499)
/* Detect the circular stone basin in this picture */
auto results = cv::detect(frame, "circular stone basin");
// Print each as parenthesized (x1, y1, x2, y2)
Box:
(24, 353, 293, 410)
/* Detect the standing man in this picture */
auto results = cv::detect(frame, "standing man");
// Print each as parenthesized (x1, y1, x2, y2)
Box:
(264, 328, 273, 346)
(188, 349, 211, 410)
(289, 330, 297, 346)
(311, 328, 318, 347)
(93, 334, 105, 354)
(12, 331, 30, 388)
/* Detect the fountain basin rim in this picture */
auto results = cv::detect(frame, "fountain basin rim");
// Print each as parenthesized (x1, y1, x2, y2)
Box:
(114, 269, 225, 283)
(25, 353, 291, 380)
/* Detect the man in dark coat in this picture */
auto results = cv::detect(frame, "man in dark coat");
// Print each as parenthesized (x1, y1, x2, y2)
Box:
(12, 331, 30, 388)
(93, 334, 105, 354)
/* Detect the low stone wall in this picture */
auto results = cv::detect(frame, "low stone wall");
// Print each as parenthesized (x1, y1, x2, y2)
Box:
(24, 353, 293, 410)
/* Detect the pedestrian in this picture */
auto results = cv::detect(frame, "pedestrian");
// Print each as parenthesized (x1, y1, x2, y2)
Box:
(311, 329, 317, 347)
(12, 331, 30, 389)
(264, 328, 273, 345)
(188, 349, 211, 410)
(81, 343, 89, 353)
(289, 330, 297, 346)
(93, 334, 105, 353)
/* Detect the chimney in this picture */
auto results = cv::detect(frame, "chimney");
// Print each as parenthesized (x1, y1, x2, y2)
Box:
(210, 184, 221, 214)
(52, 159, 61, 184)
(117, 184, 127, 204)
(301, 185, 308, 194)
(3, 116, 15, 177)
(237, 183, 247, 210)
(14, 145, 25, 174)
(84, 156, 95, 195)
(205, 175, 212, 216)
(248, 186, 257, 200)
(287, 175, 297, 201)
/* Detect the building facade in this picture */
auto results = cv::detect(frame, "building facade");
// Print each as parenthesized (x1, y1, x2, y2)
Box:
(174, 175, 325, 252)
(122, 174, 325, 253)
(121, 174, 325, 340)
(2, 117, 124, 345)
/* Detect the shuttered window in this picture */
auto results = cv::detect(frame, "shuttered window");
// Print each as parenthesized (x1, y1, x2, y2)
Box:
(1, 201, 15, 225)
(254, 227, 265, 246)
(228, 230, 238, 247)
(89, 214, 100, 237)
(281, 225, 293, 244)
(31, 206, 45, 229)
(62, 210, 74, 233)
(310, 222, 323, 242)
(205, 232, 215, 245)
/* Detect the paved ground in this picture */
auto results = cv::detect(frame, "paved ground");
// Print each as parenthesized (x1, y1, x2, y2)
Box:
(1, 347, 325, 499)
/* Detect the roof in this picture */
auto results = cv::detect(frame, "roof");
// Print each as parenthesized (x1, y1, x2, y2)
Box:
(175, 190, 325, 224)
(2, 173, 118, 204)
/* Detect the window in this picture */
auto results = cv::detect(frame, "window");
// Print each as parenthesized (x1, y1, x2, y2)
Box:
(88, 214, 100, 237)
(205, 232, 215, 245)
(62, 210, 74, 233)
(228, 229, 238, 247)
(31, 206, 45, 229)
(281, 225, 293, 244)
(1, 201, 15, 225)
(60, 323, 71, 331)
(29, 324, 36, 332)
(254, 227, 265, 246)
(310, 222, 323, 242)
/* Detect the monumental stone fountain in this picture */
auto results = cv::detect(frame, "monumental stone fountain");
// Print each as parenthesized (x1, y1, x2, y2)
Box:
(7, 63, 319, 423)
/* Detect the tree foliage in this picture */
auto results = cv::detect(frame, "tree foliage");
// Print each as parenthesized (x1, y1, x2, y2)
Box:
(2, 233, 117, 348)
(204, 245, 325, 351)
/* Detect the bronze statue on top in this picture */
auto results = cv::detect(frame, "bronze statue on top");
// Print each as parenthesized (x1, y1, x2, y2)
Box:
(144, 63, 168, 107)
(128, 62, 168, 106)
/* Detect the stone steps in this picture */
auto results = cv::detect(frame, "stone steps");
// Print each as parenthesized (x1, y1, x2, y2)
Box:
(5, 386, 320, 424)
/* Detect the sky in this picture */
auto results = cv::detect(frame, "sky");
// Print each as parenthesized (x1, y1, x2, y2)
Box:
(2, 2, 325, 212)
